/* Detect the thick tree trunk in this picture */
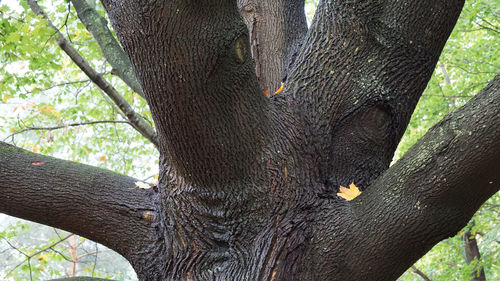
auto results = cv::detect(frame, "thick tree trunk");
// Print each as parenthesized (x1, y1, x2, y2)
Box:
(1, 0, 499, 280)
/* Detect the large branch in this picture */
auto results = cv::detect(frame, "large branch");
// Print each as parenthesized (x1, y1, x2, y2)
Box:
(27, 0, 158, 148)
(284, 0, 465, 190)
(101, 0, 271, 187)
(340, 74, 500, 280)
(237, 0, 307, 92)
(0, 142, 162, 271)
(70, 0, 144, 98)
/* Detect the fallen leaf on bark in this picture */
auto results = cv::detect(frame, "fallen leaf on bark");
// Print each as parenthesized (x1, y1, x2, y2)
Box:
(337, 182, 362, 201)
(275, 82, 284, 94)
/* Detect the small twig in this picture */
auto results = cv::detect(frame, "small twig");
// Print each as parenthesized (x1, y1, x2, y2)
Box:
(77, 250, 98, 259)
(411, 265, 432, 281)
(49, 247, 73, 262)
(27, 234, 73, 258)
(474, 20, 499, 35)
(4, 120, 131, 141)
(439, 64, 452, 85)
(64, 0, 73, 43)
(448, 62, 499, 75)
(22, 80, 90, 94)
(422, 94, 474, 99)
(28, 259, 33, 281)
(1, 234, 73, 279)
(91, 242, 98, 276)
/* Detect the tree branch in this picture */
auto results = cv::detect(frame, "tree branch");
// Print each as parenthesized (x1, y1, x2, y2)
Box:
(4, 120, 130, 141)
(26, 0, 158, 148)
(345, 74, 500, 280)
(411, 266, 432, 281)
(284, 0, 465, 191)
(102, 0, 271, 186)
(69, 0, 144, 98)
(237, 0, 307, 92)
(0, 142, 162, 268)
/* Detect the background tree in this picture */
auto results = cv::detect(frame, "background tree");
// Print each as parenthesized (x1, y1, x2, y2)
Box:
(0, 0, 496, 280)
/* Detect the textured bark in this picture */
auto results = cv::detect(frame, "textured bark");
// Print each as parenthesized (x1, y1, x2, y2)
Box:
(285, 0, 466, 191)
(237, 0, 307, 92)
(1, 0, 499, 280)
(0, 142, 163, 274)
(328, 74, 500, 280)
(101, 0, 272, 187)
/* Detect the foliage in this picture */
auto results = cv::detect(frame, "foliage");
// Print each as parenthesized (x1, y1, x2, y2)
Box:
(0, 0, 157, 178)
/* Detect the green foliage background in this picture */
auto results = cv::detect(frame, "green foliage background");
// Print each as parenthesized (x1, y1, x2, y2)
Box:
(0, 0, 498, 280)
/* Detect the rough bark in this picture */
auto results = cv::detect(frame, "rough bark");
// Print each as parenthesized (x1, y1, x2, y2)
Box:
(330, 74, 500, 280)
(0, 142, 163, 274)
(237, 0, 307, 92)
(1, 0, 499, 280)
(285, 0, 465, 191)
(101, 0, 272, 187)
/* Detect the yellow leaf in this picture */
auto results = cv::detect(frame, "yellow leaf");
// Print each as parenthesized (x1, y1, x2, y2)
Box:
(99, 156, 108, 162)
(38, 105, 54, 114)
(274, 82, 284, 94)
(52, 111, 61, 120)
(337, 182, 362, 201)
(2, 93, 13, 103)
(38, 253, 50, 262)
(31, 145, 40, 153)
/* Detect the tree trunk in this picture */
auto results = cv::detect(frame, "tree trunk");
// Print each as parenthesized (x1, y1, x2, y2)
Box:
(1, 0, 499, 280)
